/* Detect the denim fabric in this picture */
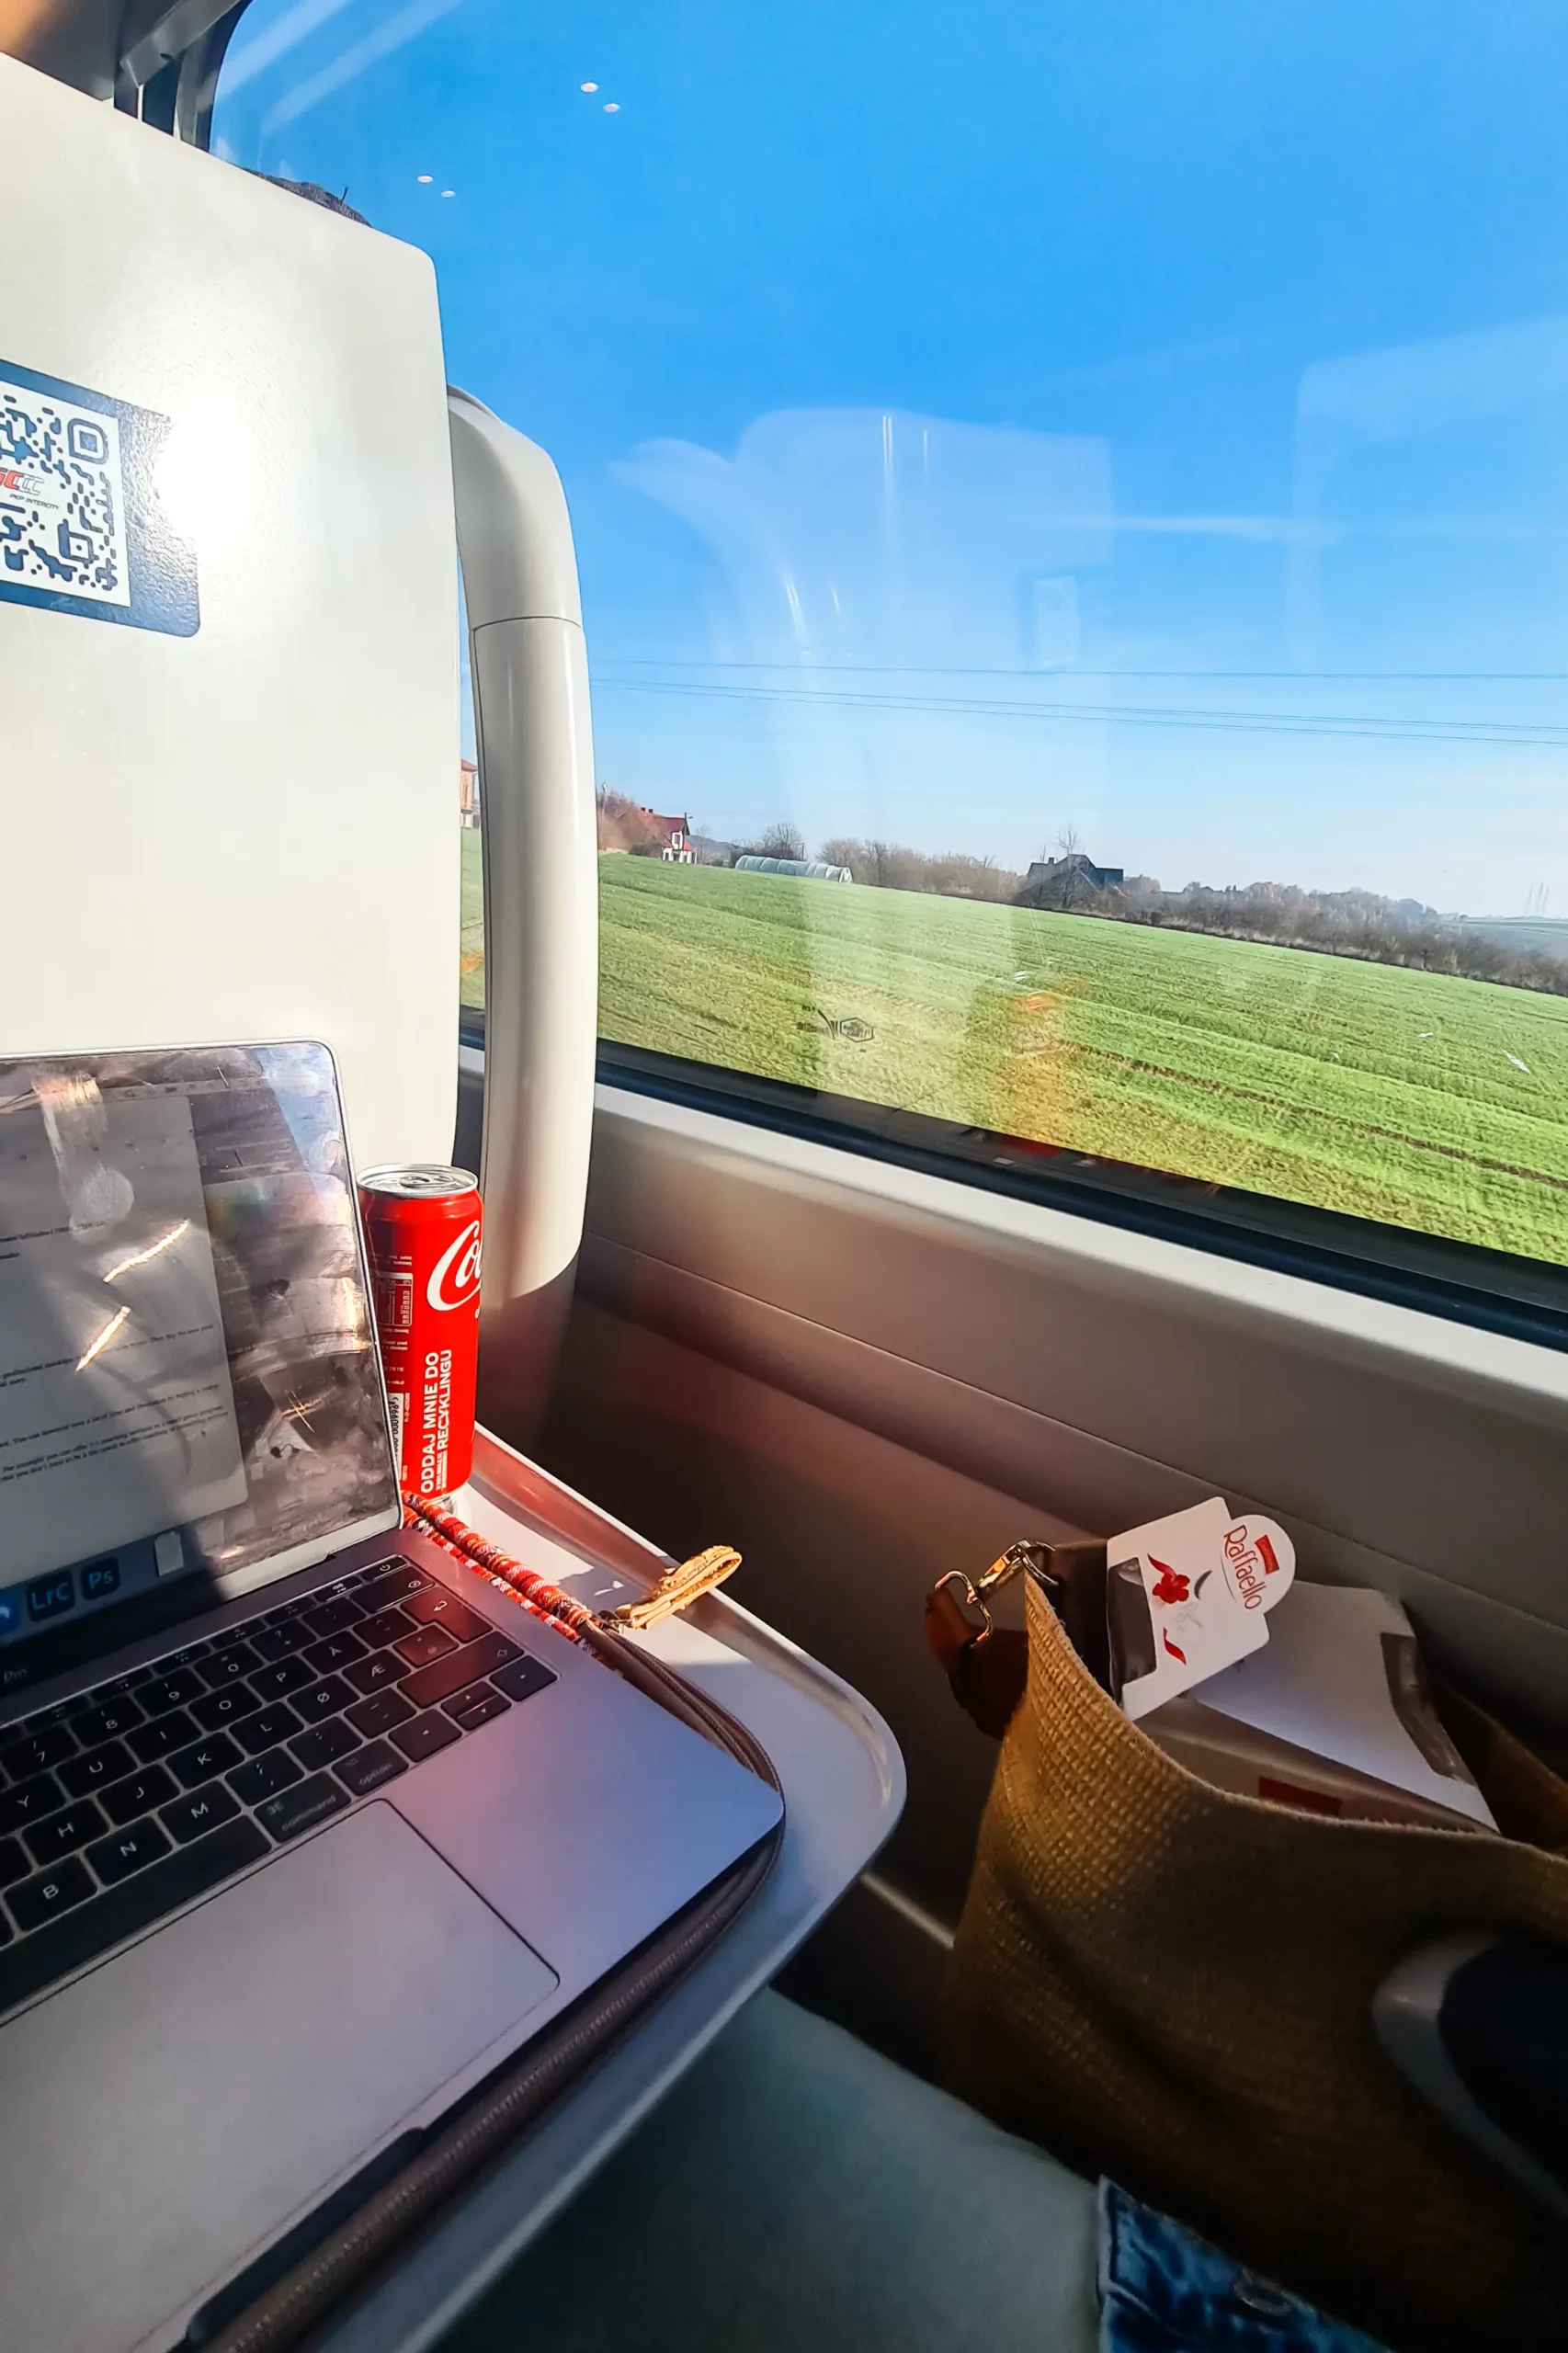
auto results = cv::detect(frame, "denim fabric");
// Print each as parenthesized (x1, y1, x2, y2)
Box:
(1098, 2182, 1392, 2353)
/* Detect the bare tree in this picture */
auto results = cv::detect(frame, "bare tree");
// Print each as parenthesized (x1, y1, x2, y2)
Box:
(596, 786, 664, 856)
(751, 820, 806, 861)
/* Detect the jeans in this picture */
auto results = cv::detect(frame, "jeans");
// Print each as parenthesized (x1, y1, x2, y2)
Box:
(1099, 2183, 1390, 2353)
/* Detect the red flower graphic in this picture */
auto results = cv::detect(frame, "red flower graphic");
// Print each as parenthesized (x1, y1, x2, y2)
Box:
(1150, 1559, 1190, 1606)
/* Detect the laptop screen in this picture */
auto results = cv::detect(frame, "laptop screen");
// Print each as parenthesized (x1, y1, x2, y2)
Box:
(0, 1043, 400, 1696)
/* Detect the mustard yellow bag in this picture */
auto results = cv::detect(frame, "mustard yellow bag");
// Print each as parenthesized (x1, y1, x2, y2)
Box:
(942, 1576, 1568, 2353)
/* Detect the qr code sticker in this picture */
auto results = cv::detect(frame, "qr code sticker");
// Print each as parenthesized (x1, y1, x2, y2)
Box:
(0, 375, 131, 609)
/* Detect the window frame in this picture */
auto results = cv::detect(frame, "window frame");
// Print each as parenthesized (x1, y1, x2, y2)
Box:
(573, 1030, 1568, 1355)
(458, 991, 1568, 1348)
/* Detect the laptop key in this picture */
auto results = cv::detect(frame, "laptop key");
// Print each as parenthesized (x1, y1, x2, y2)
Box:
(0, 1820, 268, 2014)
(401, 1588, 493, 1643)
(73, 1695, 146, 1745)
(249, 1656, 315, 1702)
(209, 1622, 260, 1651)
(302, 1595, 363, 1639)
(59, 1740, 136, 1800)
(197, 1643, 261, 1687)
(127, 1710, 200, 1764)
(158, 1643, 210, 1671)
(168, 1733, 244, 1790)
(85, 1818, 173, 1887)
(161, 1782, 242, 1843)
(490, 1654, 560, 1707)
(358, 1561, 429, 1608)
(395, 1623, 458, 1670)
(303, 1631, 366, 1675)
(24, 1802, 109, 1870)
(2, 1727, 76, 1781)
(289, 1719, 359, 1772)
(389, 1711, 462, 1765)
(0, 1836, 28, 1888)
(191, 1685, 264, 1733)
(355, 1604, 416, 1650)
(343, 1650, 412, 1698)
(346, 1688, 415, 1739)
(233, 1702, 302, 1757)
(400, 1631, 524, 1714)
(446, 1685, 509, 1731)
(250, 1620, 317, 1662)
(255, 1772, 349, 1844)
(227, 1749, 302, 1807)
(292, 1676, 353, 1725)
(139, 1669, 205, 1717)
(333, 1740, 408, 1796)
(0, 1773, 65, 1836)
(101, 1765, 180, 1825)
(7, 1857, 96, 1933)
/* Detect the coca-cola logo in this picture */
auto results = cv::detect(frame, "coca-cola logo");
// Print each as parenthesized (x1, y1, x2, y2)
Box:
(426, 1219, 482, 1312)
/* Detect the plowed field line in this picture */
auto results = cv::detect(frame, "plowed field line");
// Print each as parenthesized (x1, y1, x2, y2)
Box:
(1077, 1041, 1568, 1194)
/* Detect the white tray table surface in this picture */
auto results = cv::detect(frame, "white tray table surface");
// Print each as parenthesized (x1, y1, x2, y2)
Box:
(314, 1426, 905, 2353)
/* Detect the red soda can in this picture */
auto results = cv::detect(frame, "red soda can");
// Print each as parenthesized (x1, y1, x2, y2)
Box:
(358, 1165, 482, 1501)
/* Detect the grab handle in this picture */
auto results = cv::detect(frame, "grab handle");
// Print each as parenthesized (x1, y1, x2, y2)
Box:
(448, 389, 598, 1445)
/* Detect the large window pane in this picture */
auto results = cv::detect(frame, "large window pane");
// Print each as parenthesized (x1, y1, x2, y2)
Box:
(216, 2, 1568, 1286)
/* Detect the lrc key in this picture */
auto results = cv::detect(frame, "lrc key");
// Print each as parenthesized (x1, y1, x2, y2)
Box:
(25, 1572, 74, 1624)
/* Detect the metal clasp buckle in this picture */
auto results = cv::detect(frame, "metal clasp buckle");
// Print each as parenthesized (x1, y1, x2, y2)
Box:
(933, 1540, 1052, 1641)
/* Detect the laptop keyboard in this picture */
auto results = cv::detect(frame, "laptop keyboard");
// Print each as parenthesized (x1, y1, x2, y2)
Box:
(0, 1556, 557, 2016)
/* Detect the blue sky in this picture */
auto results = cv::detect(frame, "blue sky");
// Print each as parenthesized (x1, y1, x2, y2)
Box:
(214, 0, 1568, 915)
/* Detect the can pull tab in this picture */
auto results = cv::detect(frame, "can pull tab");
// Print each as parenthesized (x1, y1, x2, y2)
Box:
(603, 1544, 744, 1631)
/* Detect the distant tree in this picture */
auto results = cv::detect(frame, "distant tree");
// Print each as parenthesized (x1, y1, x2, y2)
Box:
(813, 835, 1025, 900)
(596, 786, 664, 856)
(754, 820, 807, 861)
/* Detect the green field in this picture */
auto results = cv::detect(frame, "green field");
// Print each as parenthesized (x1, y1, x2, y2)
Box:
(463, 835, 1568, 1265)
(460, 825, 484, 1001)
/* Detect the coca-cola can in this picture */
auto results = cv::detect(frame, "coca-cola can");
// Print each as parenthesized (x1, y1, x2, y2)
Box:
(358, 1165, 482, 1501)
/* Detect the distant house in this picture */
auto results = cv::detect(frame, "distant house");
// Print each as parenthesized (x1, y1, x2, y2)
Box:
(459, 758, 480, 828)
(1019, 850, 1123, 908)
(640, 807, 696, 864)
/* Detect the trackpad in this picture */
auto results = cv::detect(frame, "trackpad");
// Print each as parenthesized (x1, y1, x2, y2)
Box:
(0, 1802, 558, 2353)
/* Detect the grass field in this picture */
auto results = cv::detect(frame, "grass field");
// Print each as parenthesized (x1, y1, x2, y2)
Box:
(462, 835, 1568, 1265)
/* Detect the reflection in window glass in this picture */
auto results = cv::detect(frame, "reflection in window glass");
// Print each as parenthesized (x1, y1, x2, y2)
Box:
(217, 4, 1568, 1273)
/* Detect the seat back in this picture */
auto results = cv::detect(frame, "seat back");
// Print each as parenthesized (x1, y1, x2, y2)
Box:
(0, 56, 460, 1167)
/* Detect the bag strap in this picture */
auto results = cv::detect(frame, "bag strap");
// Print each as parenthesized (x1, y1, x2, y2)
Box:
(926, 1538, 1107, 1739)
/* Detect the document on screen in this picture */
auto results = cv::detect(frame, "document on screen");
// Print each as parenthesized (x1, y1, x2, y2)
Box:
(0, 1088, 246, 1583)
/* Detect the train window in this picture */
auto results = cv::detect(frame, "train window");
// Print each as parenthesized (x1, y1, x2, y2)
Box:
(213, 3, 1568, 1335)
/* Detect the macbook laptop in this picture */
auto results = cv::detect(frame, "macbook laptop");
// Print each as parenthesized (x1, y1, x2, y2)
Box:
(0, 1041, 782, 2353)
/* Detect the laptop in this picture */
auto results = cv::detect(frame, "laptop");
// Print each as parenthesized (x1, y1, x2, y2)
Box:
(0, 1042, 782, 2353)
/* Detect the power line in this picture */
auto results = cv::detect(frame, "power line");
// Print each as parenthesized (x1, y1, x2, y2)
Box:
(594, 657, 1568, 683)
(590, 674, 1568, 749)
